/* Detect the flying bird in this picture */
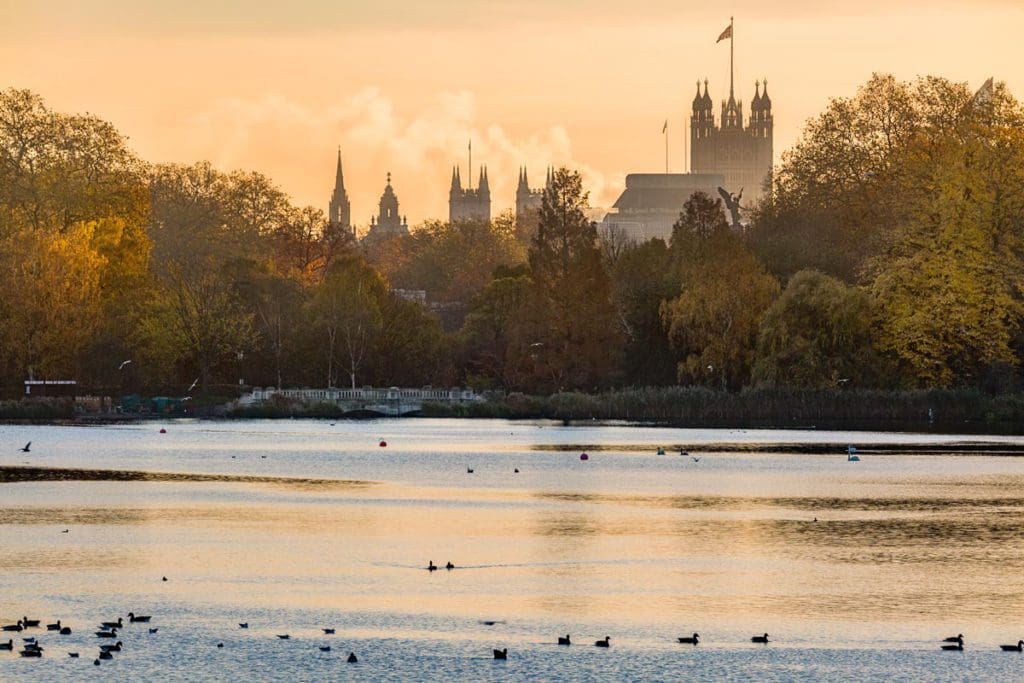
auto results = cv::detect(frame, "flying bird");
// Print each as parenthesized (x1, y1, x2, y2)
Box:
(117, 360, 132, 370)
(187, 377, 199, 392)
(19, 442, 31, 453)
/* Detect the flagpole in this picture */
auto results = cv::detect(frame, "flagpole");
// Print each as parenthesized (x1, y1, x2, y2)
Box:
(665, 122, 669, 173)
(730, 16, 734, 100)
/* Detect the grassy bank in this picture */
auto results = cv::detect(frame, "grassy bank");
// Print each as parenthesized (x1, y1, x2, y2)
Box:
(422, 387, 1024, 433)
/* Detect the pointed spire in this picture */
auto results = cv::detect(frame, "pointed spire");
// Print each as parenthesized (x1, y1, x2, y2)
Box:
(451, 165, 461, 191)
(479, 166, 488, 191)
(334, 147, 345, 190)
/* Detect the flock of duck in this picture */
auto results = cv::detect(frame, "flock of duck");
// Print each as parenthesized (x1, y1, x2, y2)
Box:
(1, 613, 362, 665)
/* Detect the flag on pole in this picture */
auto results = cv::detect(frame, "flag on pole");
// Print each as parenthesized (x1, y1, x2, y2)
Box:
(662, 120, 668, 133)
(716, 24, 732, 43)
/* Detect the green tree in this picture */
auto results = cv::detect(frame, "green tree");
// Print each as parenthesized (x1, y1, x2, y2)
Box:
(525, 168, 623, 392)
(753, 270, 881, 387)
(459, 265, 534, 390)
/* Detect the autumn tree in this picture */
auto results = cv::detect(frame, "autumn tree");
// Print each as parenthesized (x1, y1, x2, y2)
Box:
(753, 270, 883, 388)
(525, 168, 623, 392)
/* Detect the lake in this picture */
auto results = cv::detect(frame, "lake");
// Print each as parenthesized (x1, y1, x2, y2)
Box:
(1, 419, 1023, 681)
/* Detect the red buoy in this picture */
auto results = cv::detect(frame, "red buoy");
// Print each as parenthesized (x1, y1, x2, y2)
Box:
(579, 453, 589, 461)
(159, 428, 167, 434)
(379, 440, 387, 447)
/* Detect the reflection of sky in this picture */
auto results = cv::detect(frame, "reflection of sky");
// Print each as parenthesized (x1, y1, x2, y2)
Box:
(0, 2, 1019, 224)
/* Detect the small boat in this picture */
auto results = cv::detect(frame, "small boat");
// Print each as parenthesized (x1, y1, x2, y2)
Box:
(751, 633, 770, 643)
(595, 636, 610, 647)
(678, 633, 700, 645)
(999, 640, 1023, 652)
(493, 648, 507, 660)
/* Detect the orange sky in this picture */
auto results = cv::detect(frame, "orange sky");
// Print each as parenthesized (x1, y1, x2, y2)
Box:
(1, 1, 1021, 225)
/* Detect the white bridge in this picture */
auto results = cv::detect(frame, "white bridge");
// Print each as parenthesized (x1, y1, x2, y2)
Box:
(236, 386, 482, 416)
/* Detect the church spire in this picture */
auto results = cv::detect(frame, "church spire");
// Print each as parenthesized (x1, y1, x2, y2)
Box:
(334, 146, 345, 190)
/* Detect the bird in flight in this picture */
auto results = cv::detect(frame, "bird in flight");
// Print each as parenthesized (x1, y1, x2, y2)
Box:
(19, 442, 31, 453)
(117, 360, 132, 370)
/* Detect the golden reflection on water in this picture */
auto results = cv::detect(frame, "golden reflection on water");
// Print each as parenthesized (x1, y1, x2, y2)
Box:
(3, 464, 1024, 640)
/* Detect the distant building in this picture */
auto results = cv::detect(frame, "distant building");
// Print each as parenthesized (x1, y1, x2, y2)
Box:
(363, 173, 409, 241)
(598, 173, 725, 243)
(449, 165, 491, 223)
(515, 166, 547, 221)
(690, 77, 773, 203)
(327, 148, 353, 236)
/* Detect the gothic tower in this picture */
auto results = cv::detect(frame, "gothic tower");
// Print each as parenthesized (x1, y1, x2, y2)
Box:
(449, 165, 491, 223)
(328, 148, 352, 235)
(515, 166, 546, 221)
(364, 172, 409, 242)
(689, 22, 773, 202)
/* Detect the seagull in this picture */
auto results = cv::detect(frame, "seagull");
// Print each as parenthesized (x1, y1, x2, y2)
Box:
(187, 377, 199, 392)
(19, 442, 31, 453)
(117, 360, 132, 370)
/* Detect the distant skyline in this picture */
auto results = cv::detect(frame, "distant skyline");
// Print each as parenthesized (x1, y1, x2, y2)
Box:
(2, 0, 1021, 224)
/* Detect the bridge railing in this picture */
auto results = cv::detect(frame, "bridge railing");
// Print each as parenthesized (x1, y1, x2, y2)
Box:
(238, 387, 482, 405)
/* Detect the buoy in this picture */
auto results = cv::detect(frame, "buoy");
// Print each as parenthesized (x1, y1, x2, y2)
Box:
(379, 440, 387, 447)
(159, 428, 166, 434)
(580, 453, 589, 461)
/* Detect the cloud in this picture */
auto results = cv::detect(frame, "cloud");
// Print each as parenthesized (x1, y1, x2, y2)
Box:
(177, 88, 617, 226)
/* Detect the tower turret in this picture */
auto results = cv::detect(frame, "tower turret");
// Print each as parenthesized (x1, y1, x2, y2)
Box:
(328, 147, 352, 235)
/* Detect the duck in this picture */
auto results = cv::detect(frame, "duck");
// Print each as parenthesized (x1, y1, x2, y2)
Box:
(23, 637, 36, 643)
(95, 629, 118, 638)
(493, 648, 507, 660)
(678, 633, 700, 645)
(128, 612, 151, 623)
(999, 640, 1024, 652)
(239, 623, 249, 629)
(428, 561, 438, 571)
(98, 650, 113, 660)
(942, 634, 964, 643)
(595, 636, 611, 647)
(319, 646, 331, 652)
(323, 628, 335, 634)
(59, 627, 72, 635)
(99, 642, 123, 652)
(751, 633, 770, 643)
(557, 634, 571, 645)
(19, 649, 42, 657)
(467, 467, 474, 474)
(46, 620, 61, 631)
(347, 652, 358, 663)
(94, 658, 101, 665)
(68, 652, 79, 658)
(277, 634, 290, 640)
(0, 640, 11, 650)
(217, 643, 224, 648)
(514, 468, 519, 473)
(1, 621, 22, 632)
(22, 616, 40, 628)
(101, 618, 123, 629)
(446, 562, 455, 570)
(149, 628, 158, 634)
(941, 642, 964, 651)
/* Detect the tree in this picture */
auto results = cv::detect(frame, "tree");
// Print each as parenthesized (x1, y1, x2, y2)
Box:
(525, 168, 623, 391)
(753, 270, 881, 387)
(459, 265, 534, 390)
(308, 256, 386, 388)
(662, 216, 779, 389)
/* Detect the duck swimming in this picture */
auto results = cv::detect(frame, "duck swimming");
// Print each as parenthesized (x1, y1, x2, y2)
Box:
(128, 612, 151, 623)
(595, 636, 610, 647)
(999, 640, 1023, 652)
(347, 652, 358, 663)
(751, 633, 769, 643)
(678, 633, 700, 645)
(557, 634, 571, 645)
(493, 648, 507, 660)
